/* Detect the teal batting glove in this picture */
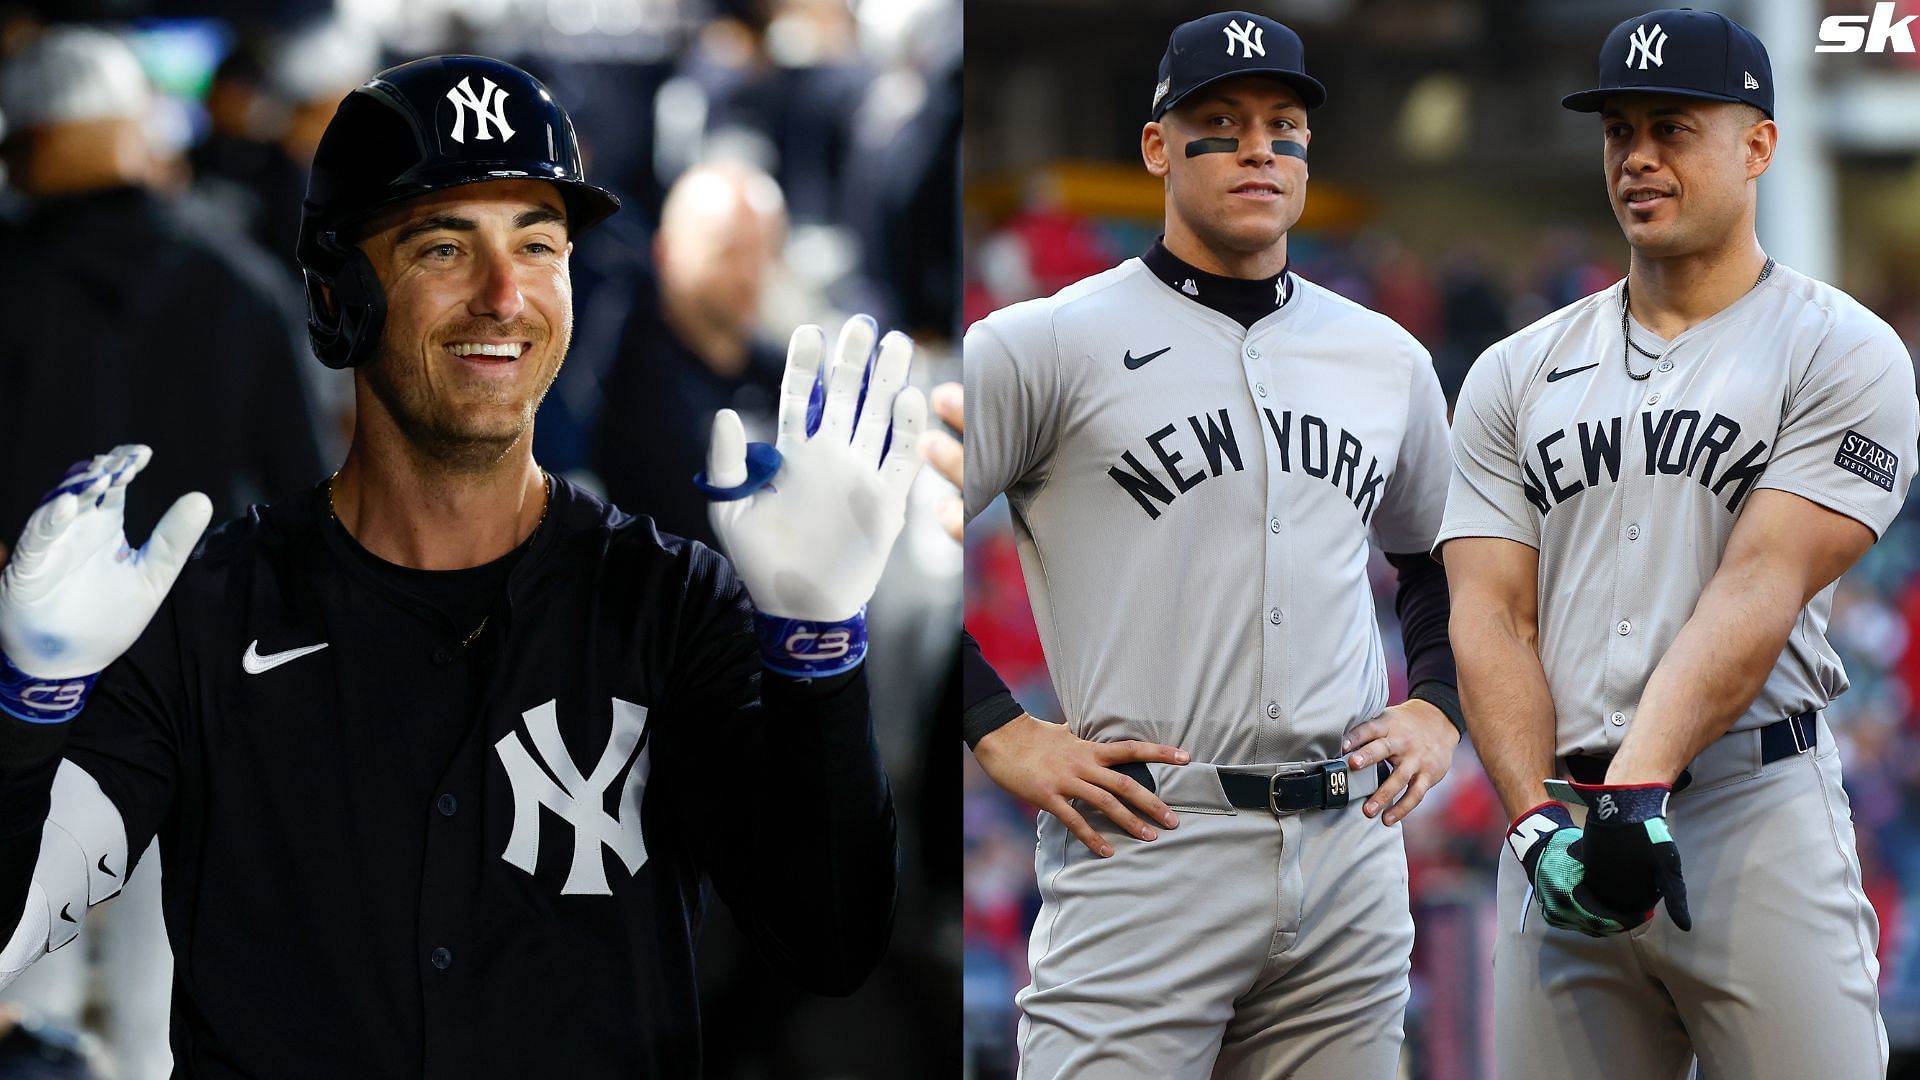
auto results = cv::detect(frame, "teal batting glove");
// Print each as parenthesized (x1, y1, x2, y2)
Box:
(1507, 802, 1635, 937)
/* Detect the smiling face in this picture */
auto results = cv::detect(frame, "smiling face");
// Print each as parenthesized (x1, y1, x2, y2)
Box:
(1145, 76, 1310, 267)
(1600, 95, 1774, 260)
(354, 179, 574, 470)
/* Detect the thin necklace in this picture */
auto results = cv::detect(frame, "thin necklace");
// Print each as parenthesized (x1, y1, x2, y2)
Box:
(1620, 257, 1776, 381)
(327, 470, 552, 647)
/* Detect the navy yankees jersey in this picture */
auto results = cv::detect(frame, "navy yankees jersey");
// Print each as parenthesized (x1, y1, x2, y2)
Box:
(25, 478, 895, 1077)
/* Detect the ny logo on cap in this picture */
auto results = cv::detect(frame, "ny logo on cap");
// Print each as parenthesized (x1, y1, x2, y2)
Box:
(1224, 19, 1266, 58)
(1626, 22, 1668, 70)
(445, 76, 516, 144)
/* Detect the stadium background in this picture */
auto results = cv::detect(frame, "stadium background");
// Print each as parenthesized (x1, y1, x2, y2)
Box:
(961, 1, 1920, 1077)
(0, 0, 960, 1077)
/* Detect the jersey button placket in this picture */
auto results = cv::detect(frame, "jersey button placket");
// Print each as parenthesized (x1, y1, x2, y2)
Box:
(1247, 329, 1289, 756)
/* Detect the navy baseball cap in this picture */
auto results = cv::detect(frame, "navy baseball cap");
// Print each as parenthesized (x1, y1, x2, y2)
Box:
(1151, 11, 1326, 120)
(1562, 8, 1773, 118)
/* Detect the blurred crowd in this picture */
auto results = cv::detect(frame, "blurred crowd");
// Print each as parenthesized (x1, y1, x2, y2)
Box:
(0, 2, 959, 1077)
(962, 203, 1920, 1079)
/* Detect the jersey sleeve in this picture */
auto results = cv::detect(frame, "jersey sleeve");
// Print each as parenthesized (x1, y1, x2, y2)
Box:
(963, 312, 1063, 520)
(1436, 344, 1542, 551)
(655, 545, 896, 995)
(58, 591, 189, 880)
(1752, 332, 1919, 538)
(1370, 343, 1453, 553)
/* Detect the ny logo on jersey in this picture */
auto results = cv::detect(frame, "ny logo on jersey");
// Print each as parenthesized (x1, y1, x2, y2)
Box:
(445, 76, 516, 144)
(494, 697, 651, 895)
(1625, 23, 1667, 69)
(1224, 19, 1265, 58)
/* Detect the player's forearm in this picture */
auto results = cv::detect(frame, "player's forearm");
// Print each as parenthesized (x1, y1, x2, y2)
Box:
(0, 718, 70, 933)
(733, 669, 898, 994)
(1606, 560, 1803, 785)
(1450, 604, 1559, 820)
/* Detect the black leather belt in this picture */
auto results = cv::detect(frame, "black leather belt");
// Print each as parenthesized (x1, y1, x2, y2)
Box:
(1114, 760, 1387, 816)
(1564, 711, 1817, 793)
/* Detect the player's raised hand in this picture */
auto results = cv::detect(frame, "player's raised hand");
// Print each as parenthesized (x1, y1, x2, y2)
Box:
(974, 713, 1189, 858)
(0, 446, 211, 721)
(704, 316, 926, 675)
(1342, 697, 1460, 826)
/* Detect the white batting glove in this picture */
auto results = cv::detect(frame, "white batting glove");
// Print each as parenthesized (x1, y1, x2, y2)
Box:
(706, 316, 926, 676)
(0, 446, 211, 722)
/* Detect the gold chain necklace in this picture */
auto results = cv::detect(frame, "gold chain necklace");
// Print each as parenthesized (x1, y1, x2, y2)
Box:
(327, 470, 552, 648)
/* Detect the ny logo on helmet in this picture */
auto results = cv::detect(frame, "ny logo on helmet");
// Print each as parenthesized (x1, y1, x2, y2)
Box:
(1626, 23, 1668, 70)
(1224, 19, 1265, 59)
(445, 76, 516, 144)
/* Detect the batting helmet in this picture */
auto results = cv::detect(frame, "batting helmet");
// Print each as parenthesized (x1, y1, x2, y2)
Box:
(296, 55, 620, 369)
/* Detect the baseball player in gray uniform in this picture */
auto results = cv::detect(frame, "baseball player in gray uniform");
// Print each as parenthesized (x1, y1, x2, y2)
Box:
(1440, 11, 1918, 1080)
(966, 13, 1462, 1078)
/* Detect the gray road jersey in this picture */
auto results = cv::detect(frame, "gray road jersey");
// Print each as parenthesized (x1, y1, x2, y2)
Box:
(1438, 264, 1919, 758)
(965, 260, 1452, 766)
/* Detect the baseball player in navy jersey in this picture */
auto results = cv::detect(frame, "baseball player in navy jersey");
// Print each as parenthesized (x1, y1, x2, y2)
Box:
(0, 56, 925, 1077)
(1440, 11, 1917, 1079)
(965, 13, 1463, 1078)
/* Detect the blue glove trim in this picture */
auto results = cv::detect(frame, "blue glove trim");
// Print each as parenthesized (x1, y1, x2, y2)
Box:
(753, 609, 868, 678)
(692, 442, 784, 502)
(0, 651, 98, 724)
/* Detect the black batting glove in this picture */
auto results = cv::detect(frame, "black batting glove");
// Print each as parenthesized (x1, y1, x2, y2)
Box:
(1569, 781, 1691, 932)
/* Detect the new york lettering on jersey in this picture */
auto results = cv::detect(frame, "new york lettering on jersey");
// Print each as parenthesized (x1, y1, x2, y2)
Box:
(1056, 279, 1411, 529)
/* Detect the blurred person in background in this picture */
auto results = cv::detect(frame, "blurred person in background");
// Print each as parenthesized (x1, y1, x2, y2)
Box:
(185, 33, 278, 250)
(592, 160, 788, 549)
(0, 24, 321, 1080)
(0, 24, 319, 571)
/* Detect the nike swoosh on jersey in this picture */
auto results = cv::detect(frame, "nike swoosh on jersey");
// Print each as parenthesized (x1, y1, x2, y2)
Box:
(241, 640, 330, 675)
(1545, 362, 1600, 383)
(1123, 347, 1172, 370)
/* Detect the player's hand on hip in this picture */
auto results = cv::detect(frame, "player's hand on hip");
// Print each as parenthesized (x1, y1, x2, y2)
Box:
(917, 382, 962, 542)
(973, 712, 1189, 858)
(1569, 781, 1690, 932)
(1506, 802, 1636, 936)
(0, 446, 211, 721)
(1342, 697, 1459, 826)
